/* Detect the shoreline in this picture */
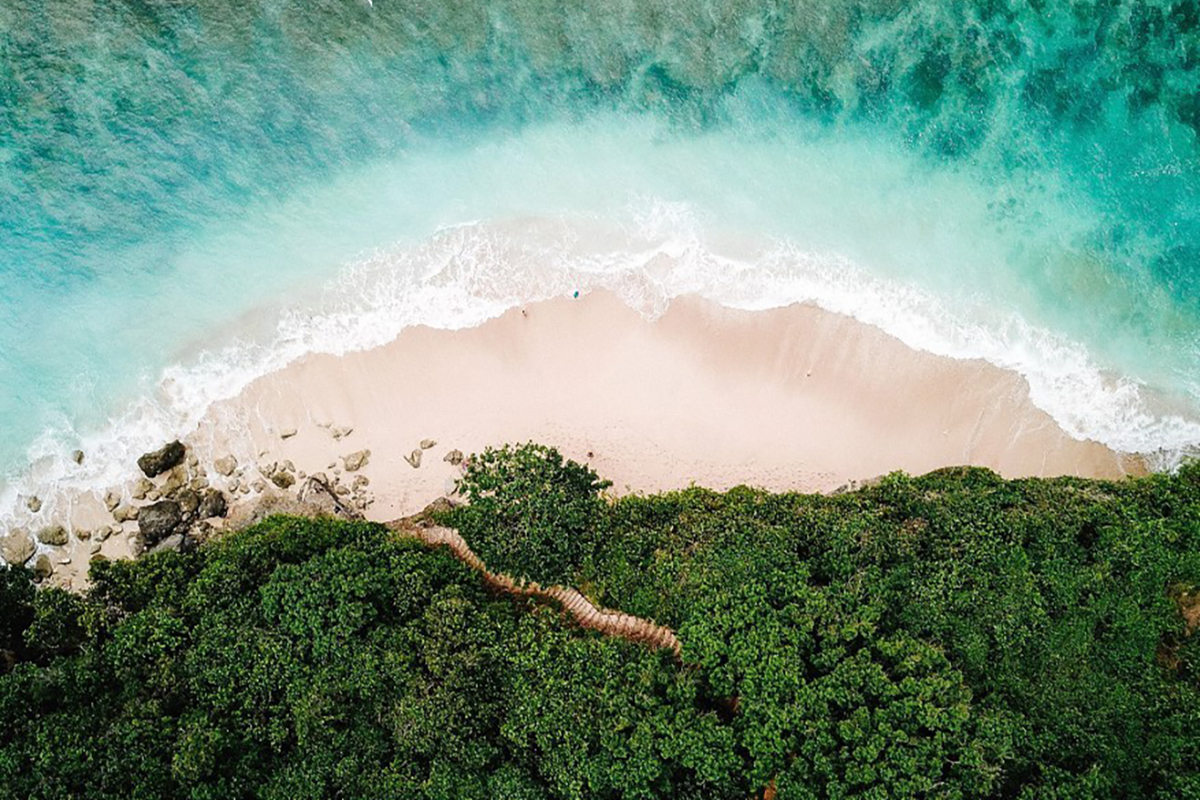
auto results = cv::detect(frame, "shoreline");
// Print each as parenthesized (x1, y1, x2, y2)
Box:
(2, 291, 1144, 589)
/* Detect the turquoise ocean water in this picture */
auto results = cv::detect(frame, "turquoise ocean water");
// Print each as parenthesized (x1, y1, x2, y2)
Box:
(4, 1, 1200, 515)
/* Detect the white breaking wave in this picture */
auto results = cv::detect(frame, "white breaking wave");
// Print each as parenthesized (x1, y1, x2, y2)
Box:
(3, 201, 1199, 530)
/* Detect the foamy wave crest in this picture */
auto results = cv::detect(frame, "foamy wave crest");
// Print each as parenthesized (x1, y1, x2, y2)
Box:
(3, 201, 1198, 531)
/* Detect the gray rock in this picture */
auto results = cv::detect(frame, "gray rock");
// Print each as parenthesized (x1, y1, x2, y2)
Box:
(88, 542, 101, 555)
(132, 478, 154, 500)
(420, 438, 437, 450)
(1, 529, 34, 565)
(75, 527, 91, 541)
(404, 449, 422, 469)
(227, 478, 241, 493)
(104, 490, 121, 511)
(137, 440, 186, 477)
(197, 489, 228, 520)
(343, 450, 371, 472)
(283, 460, 295, 473)
(148, 533, 184, 555)
(331, 426, 353, 440)
(444, 449, 464, 466)
(127, 534, 145, 558)
(145, 490, 161, 502)
(351, 475, 370, 490)
(95, 526, 112, 543)
(26, 496, 41, 514)
(137, 501, 183, 545)
(279, 427, 297, 439)
(260, 461, 278, 478)
(37, 525, 68, 547)
(214, 455, 238, 477)
(71, 449, 84, 465)
(187, 454, 200, 468)
(271, 471, 295, 489)
(251, 480, 266, 493)
(32, 554, 53, 580)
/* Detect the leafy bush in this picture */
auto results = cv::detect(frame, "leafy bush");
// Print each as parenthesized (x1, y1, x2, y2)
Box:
(1, 451, 1199, 798)
(443, 443, 611, 585)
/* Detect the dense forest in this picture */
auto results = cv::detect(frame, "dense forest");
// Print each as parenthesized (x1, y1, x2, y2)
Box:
(1, 444, 1198, 798)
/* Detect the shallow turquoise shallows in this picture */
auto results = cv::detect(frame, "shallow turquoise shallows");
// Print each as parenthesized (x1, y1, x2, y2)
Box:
(3, 1, 1200, 501)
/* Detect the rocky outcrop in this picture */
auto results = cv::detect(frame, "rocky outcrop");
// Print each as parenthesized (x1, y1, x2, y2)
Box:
(1, 530, 34, 565)
(137, 501, 183, 545)
(137, 441, 186, 478)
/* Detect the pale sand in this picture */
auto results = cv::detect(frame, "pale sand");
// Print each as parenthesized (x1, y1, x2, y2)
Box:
(191, 291, 1140, 525)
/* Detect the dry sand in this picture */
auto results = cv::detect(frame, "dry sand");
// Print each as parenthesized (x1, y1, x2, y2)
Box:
(192, 290, 1140, 523)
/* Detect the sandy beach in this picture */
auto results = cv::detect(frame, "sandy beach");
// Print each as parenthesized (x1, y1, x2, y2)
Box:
(195, 291, 1139, 520)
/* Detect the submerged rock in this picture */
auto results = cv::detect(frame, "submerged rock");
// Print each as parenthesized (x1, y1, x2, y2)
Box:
(214, 455, 238, 477)
(37, 525, 68, 547)
(137, 501, 183, 545)
(137, 441, 186, 478)
(26, 496, 41, 514)
(343, 450, 371, 472)
(71, 449, 84, 465)
(1, 529, 34, 565)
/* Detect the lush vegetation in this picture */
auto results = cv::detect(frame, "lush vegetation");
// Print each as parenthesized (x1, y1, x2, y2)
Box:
(2, 445, 1199, 798)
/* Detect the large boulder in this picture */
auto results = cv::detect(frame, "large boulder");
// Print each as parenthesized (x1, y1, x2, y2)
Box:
(1, 529, 34, 565)
(37, 525, 68, 547)
(137, 441, 186, 478)
(137, 500, 183, 545)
